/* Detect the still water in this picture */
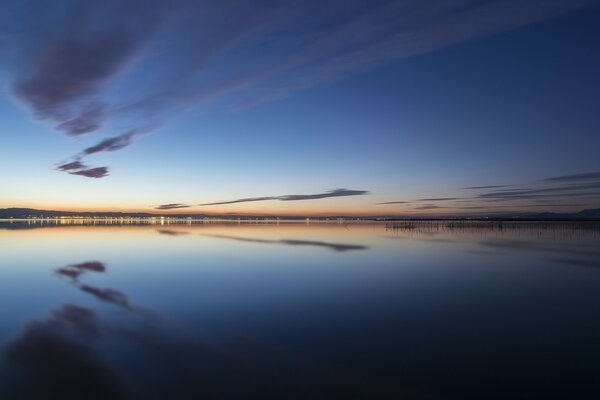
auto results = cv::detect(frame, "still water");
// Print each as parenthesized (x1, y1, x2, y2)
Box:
(0, 220, 599, 399)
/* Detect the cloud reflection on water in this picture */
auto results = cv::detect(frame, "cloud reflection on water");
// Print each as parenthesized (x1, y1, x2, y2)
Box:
(201, 234, 368, 252)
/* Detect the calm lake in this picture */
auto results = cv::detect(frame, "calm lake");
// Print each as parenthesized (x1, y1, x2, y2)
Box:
(1, 220, 599, 399)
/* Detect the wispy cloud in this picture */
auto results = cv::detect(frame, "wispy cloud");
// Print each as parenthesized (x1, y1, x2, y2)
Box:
(416, 197, 462, 201)
(11, 2, 161, 136)
(155, 203, 191, 210)
(78, 124, 157, 157)
(478, 182, 600, 200)
(200, 188, 368, 206)
(544, 172, 600, 182)
(56, 160, 87, 171)
(414, 204, 441, 210)
(280, 189, 368, 201)
(68, 167, 109, 178)
(462, 185, 507, 190)
(55, 124, 157, 179)
(81, 131, 132, 155)
(201, 196, 279, 206)
(378, 172, 600, 213)
(376, 201, 410, 205)
(228, 0, 596, 110)
(4, 0, 596, 177)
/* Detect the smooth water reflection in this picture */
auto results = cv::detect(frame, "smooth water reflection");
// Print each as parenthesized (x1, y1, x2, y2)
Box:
(0, 221, 599, 399)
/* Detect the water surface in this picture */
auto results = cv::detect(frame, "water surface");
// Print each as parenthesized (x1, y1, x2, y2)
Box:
(1, 220, 599, 399)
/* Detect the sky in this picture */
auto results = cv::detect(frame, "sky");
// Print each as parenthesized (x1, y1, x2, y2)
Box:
(1, 0, 600, 216)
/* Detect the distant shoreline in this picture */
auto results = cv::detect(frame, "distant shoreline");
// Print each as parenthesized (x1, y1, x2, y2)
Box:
(1, 207, 599, 222)
(2, 217, 600, 223)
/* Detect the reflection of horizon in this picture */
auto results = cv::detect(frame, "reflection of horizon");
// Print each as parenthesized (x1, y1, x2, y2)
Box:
(200, 234, 368, 252)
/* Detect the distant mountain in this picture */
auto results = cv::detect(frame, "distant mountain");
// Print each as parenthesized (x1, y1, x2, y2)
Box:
(532, 208, 600, 219)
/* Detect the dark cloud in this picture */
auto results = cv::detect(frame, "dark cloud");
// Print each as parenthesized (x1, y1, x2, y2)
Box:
(56, 124, 156, 179)
(8, 1, 167, 177)
(376, 201, 410, 205)
(56, 161, 110, 178)
(155, 203, 191, 210)
(12, 2, 161, 136)
(201, 189, 368, 206)
(280, 189, 368, 201)
(414, 204, 441, 210)
(55, 103, 106, 136)
(393, 173, 600, 212)
(544, 172, 600, 182)
(478, 183, 600, 200)
(56, 160, 87, 171)
(200, 196, 280, 206)
(462, 185, 507, 190)
(82, 132, 135, 155)
(79, 124, 157, 156)
(68, 166, 109, 178)
(416, 197, 461, 201)
(56, 160, 111, 178)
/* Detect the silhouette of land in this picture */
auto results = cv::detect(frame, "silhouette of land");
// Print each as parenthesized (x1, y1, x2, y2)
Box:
(1, 207, 599, 221)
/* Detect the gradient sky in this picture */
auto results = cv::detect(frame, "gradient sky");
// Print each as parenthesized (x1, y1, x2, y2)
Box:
(1, 0, 600, 216)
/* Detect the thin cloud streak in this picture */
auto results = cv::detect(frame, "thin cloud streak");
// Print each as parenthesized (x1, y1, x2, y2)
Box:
(544, 172, 600, 182)
(200, 189, 369, 206)
(462, 185, 507, 190)
(79, 125, 154, 157)
(4, 1, 596, 178)
(414, 204, 441, 210)
(68, 167, 109, 178)
(375, 171, 600, 213)
(55, 124, 157, 179)
(56, 160, 87, 171)
(155, 203, 191, 210)
(229, 0, 596, 110)
(416, 197, 462, 201)
(10, 2, 163, 136)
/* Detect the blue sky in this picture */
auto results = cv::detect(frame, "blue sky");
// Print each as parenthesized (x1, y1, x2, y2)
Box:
(1, 0, 600, 215)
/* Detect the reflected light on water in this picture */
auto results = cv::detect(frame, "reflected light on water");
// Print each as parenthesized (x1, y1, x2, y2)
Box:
(0, 221, 599, 398)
